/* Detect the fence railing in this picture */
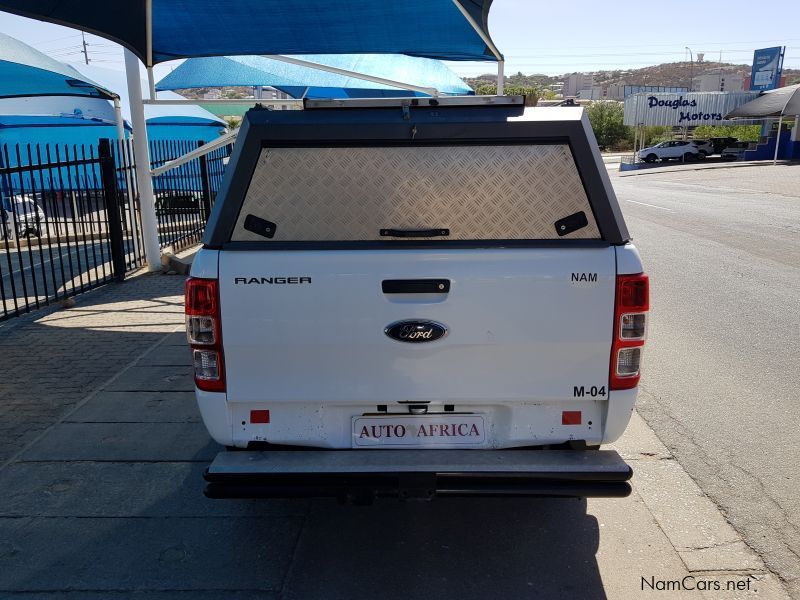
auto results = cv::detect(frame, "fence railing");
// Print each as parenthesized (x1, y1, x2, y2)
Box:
(0, 136, 232, 322)
(150, 139, 232, 253)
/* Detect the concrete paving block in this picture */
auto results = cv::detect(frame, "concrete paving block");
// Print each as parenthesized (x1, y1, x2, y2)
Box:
(67, 392, 201, 424)
(591, 495, 697, 600)
(0, 516, 301, 593)
(105, 366, 194, 392)
(679, 541, 764, 572)
(137, 344, 192, 367)
(0, 462, 307, 519)
(162, 332, 191, 346)
(19, 422, 219, 462)
(610, 412, 672, 461)
(633, 459, 742, 553)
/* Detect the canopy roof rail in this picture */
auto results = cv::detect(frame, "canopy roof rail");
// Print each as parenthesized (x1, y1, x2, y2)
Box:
(151, 128, 238, 176)
(265, 55, 440, 97)
(303, 95, 524, 109)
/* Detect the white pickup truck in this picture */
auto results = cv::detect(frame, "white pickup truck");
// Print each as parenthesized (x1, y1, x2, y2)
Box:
(187, 96, 648, 501)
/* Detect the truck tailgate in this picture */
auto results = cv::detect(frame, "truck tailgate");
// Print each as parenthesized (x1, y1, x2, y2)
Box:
(219, 247, 615, 404)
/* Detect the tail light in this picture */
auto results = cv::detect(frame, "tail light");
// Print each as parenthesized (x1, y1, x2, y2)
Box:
(610, 273, 649, 390)
(186, 277, 225, 392)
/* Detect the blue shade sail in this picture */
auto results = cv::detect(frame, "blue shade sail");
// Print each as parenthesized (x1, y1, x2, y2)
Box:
(0, 32, 113, 99)
(156, 54, 474, 98)
(0, 0, 499, 65)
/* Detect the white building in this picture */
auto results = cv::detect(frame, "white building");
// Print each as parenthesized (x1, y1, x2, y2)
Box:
(562, 72, 594, 97)
(695, 73, 744, 92)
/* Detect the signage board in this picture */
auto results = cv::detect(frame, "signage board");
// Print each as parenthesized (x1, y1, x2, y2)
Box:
(623, 92, 759, 127)
(750, 47, 784, 91)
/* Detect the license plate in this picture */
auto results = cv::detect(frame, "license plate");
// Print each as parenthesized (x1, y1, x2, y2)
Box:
(352, 415, 485, 448)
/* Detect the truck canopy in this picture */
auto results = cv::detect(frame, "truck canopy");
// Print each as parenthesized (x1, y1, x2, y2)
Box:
(204, 96, 630, 248)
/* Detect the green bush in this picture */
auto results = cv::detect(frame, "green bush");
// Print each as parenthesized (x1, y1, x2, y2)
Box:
(474, 84, 539, 105)
(692, 124, 761, 142)
(585, 101, 629, 149)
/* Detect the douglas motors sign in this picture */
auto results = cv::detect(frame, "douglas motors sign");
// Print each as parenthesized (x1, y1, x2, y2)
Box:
(647, 96, 723, 123)
(624, 91, 759, 127)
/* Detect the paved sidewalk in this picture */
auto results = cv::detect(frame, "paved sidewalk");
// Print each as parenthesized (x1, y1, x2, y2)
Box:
(0, 272, 790, 599)
(0, 273, 186, 465)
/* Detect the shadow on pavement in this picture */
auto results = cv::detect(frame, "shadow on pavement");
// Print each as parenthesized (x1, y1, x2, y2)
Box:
(286, 496, 604, 600)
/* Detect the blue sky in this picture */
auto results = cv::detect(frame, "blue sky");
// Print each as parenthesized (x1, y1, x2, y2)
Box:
(0, 0, 797, 79)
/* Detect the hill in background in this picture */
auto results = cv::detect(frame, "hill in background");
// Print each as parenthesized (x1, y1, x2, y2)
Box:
(464, 61, 800, 93)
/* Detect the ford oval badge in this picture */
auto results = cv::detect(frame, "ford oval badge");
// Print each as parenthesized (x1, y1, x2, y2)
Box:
(385, 320, 447, 343)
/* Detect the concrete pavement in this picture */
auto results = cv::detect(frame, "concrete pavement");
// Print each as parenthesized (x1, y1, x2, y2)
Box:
(0, 271, 787, 598)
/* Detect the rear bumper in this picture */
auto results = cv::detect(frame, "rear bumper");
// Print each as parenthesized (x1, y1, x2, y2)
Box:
(204, 449, 633, 500)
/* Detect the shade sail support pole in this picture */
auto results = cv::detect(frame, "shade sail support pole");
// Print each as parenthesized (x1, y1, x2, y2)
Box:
(266, 55, 439, 97)
(124, 48, 161, 271)
(147, 68, 156, 100)
(774, 115, 783, 165)
(450, 0, 503, 62)
(145, 0, 153, 67)
(497, 60, 504, 95)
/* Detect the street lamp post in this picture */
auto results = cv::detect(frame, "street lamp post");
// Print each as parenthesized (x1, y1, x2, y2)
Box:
(685, 46, 694, 91)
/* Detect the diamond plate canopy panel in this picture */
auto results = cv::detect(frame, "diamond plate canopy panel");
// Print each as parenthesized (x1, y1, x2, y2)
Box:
(232, 145, 600, 241)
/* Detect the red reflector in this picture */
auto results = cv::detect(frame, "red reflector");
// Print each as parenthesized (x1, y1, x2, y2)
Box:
(250, 410, 270, 424)
(562, 411, 582, 425)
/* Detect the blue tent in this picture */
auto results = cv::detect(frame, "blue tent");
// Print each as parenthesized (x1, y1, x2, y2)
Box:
(74, 64, 226, 141)
(0, 31, 113, 99)
(157, 54, 473, 99)
(0, 1, 500, 65)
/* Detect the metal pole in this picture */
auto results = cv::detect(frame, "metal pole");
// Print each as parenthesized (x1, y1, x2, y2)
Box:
(124, 48, 161, 270)
(266, 55, 439, 97)
(113, 97, 140, 260)
(113, 97, 125, 142)
(773, 115, 783, 165)
(685, 47, 693, 91)
(98, 139, 127, 281)
(147, 68, 156, 100)
(497, 60, 505, 95)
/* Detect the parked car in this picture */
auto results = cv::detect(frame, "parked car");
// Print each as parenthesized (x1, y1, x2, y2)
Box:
(690, 139, 714, 157)
(1, 195, 45, 239)
(639, 140, 700, 163)
(721, 141, 751, 160)
(709, 137, 738, 154)
(190, 97, 648, 502)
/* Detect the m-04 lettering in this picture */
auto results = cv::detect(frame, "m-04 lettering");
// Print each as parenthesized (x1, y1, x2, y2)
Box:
(573, 385, 607, 398)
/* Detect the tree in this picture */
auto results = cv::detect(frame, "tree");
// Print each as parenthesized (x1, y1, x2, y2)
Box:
(474, 84, 539, 105)
(585, 101, 629, 149)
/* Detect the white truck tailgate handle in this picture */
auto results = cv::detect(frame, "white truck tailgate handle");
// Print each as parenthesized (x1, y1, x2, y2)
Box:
(382, 279, 450, 294)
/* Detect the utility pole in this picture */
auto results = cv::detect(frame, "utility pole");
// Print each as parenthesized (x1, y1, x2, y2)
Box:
(81, 31, 90, 65)
(685, 46, 694, 91)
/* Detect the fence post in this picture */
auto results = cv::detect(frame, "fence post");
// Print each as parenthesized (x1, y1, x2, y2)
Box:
(197, 141, 212, 221)
(99, 139, 127, 282)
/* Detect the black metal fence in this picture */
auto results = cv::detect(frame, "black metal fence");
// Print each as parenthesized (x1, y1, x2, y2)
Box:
(150, 139, 231, 253)
(0, 137, 232, 322)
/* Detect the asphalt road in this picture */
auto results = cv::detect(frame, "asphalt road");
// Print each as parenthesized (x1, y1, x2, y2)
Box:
(611, 164, 800, 596)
